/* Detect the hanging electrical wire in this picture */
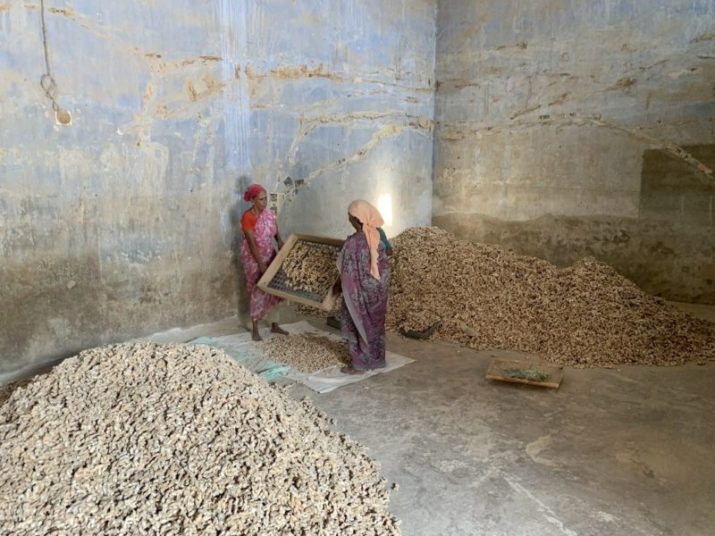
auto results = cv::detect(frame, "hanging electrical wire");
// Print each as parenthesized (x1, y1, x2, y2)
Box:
(39, 0, 71, 124)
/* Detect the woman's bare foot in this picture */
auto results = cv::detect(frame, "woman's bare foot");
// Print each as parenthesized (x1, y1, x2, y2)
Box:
(271, 323, 288, 336)
(340, 366, 365, 375)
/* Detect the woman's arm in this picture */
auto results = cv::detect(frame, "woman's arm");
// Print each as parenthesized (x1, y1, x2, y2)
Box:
(245, 230, 267, 273)
(275, 230, 284, 250)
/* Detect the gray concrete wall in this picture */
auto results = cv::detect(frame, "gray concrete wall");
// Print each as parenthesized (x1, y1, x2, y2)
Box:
(238, 1, 436, 239)
(0, 0, 436, 377)
(433, 0, 715, 303)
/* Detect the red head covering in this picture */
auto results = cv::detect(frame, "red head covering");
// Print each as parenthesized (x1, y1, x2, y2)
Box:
(244, 184, 266, 202)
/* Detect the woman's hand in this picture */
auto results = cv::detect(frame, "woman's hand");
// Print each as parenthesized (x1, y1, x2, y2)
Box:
(258, 261, 268, 275)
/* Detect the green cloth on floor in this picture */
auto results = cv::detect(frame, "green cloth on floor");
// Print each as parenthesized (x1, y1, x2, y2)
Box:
(190, 336, 290, 381)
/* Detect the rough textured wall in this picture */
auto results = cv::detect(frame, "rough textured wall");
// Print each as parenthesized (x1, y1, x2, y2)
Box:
(433, 0, 715, 302)
(232, 0, 436, 238)
(0, 0, 436, 378)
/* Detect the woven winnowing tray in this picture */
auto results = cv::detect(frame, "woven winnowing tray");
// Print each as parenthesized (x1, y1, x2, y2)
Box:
(257, 234, 344, 311)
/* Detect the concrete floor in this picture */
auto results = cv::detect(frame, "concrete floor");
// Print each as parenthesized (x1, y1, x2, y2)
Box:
(3, 306, 714, 535)
(288, 308, 715, 536)
(291, 337, 715, 535)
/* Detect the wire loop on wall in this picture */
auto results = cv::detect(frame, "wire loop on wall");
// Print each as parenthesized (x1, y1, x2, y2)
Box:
(40, 0, 68, 122)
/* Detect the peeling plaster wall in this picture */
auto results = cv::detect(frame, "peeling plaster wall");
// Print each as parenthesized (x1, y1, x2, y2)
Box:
(0, 0, 437, 377)
(231, 0, 436, 238)
(433, 0, 715, 303)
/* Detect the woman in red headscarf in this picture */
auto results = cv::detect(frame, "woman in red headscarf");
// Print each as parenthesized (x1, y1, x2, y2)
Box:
(240, 184, 287, 341)
(336, 200, 391, 373)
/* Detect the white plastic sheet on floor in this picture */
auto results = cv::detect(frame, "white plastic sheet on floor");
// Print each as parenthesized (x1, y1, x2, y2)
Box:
(190, 321, 414, 393)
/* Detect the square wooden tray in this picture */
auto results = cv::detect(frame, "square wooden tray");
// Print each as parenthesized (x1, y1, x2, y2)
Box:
(257, 233, 344, 311)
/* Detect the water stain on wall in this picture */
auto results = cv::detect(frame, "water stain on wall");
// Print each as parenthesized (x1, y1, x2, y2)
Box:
(186, 74, 226, 102)
(245, 63, 345, 82)
(640, 144, 715, 227)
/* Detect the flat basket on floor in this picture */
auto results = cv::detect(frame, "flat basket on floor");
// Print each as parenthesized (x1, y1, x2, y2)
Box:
(485, 358, 564, 389)
(257, 233, 344, 311)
